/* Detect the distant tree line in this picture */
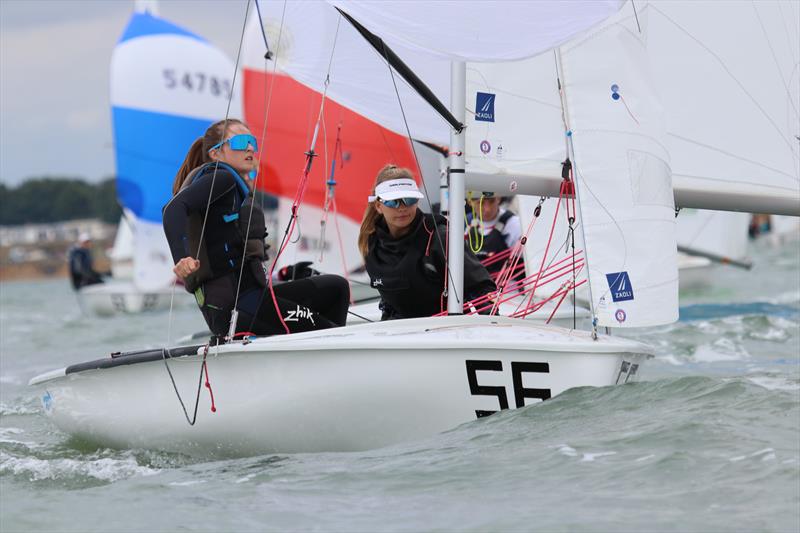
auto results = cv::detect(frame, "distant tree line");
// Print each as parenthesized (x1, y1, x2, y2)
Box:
(0, 178, 122, 225)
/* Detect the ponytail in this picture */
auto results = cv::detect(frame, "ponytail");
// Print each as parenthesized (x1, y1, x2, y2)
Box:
(358, 203, 381, 258)
(171, 118, 248, 196)
(172, 138, 207, 194)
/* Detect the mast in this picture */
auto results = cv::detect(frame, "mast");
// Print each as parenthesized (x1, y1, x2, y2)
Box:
(447, 62, 466, 314)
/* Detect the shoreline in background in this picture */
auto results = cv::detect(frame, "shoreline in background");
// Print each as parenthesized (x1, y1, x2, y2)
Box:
(0, 220, 114, 282)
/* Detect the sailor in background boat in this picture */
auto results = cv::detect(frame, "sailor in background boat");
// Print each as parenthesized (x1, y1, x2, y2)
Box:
(163, 119, 350, 339)
(358, 165, 496, 320)
(67, 233, 105, 290)
(465, 192, 522, 272)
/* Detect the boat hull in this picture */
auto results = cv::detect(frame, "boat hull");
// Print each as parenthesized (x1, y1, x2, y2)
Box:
(76, 281, 188, 316)
(32, 316, 651, 456)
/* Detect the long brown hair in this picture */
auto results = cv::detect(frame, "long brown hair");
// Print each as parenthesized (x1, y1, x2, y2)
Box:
(172, 118, 247, 195)
(357, 164, 417, 258)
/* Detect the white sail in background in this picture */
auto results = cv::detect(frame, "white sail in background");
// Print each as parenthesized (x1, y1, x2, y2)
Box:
(676, 209, 750, 263)
(108, 210, 135, 279)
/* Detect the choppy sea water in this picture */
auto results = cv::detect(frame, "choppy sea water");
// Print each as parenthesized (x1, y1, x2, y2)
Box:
(1, 238, 798, 532)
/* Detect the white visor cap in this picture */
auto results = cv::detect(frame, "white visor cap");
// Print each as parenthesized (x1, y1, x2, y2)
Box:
(371, 178, 424, 202)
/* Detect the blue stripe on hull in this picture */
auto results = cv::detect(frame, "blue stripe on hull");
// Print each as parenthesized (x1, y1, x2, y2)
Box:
(112, 107, 212, 223)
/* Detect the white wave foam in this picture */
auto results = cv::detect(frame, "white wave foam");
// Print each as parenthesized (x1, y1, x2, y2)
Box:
(692, 338, 749, 363)
(581, 451, 616, 462)
(730, 448, 777, 463)
(747, 376, 800, 391)
(0, 402, 39, 415)
(0, 375, 21, 385)
(555, 444, 577, 457)
(168, 480, 207, 487)
(634, 454, 655, 462)
(0, 451, 161, 482)
(657, 354, 684, 366)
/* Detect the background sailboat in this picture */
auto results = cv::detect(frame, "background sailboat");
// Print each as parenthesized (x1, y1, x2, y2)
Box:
(77, 1, 243, 316)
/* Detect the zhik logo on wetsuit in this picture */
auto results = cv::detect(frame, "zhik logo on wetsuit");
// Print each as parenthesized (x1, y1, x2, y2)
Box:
(605, 271, 634, 302)
(284, 305, 315, 325)
(475, 92, 495, 122)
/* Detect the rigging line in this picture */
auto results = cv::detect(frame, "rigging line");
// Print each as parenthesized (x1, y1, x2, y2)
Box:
(227, 0, 277, 318)
(253, 0, 287, 201)
(228, 0, 284, 335)
(193, 0, 251, 261)
(161, 344, 211, 426)
(566, 136, 628, 308)
(751, 1, 800, 120)
(666, 132, 800, 181)
(165, 278, 178, 346)
(253, 0, 271, 55)
(252, 13, 343, 336)
(776, 1, 800, 66)
(347, 309, 374, 322)
(630, 0, 642, 34)
(650, 4, 798, 157)
(377, 39, 463, 307)
(469, 66, 561, 111)
(376, 122, 398, 163)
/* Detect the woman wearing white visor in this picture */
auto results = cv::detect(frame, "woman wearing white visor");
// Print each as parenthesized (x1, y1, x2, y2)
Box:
(358, 165, 495, 320)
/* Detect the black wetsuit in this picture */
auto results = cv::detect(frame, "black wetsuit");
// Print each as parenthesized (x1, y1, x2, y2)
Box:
(163, 163, 349, 337)
(67, 247, 104, 290)
(365, 211, 496, 320)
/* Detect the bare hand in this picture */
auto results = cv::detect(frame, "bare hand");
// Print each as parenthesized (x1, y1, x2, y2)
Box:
(173, 257, 200, 280)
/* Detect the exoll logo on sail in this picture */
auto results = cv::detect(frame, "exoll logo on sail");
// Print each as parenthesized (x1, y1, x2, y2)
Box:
(605, 271, 634, 302)
(475, 92, 495, 122)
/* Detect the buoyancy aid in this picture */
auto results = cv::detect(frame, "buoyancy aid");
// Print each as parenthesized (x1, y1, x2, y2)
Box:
(366, 212, 446, 319)
(181, 162, 269, 292)
(467, 210, 515, 272)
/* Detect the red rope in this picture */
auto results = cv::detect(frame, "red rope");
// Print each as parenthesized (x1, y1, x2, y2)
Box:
(202, 360, 216, 413)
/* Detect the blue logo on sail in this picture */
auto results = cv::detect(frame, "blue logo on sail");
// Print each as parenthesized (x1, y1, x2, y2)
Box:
(605, 271, 634, 302)
(475, 92, 495, 122)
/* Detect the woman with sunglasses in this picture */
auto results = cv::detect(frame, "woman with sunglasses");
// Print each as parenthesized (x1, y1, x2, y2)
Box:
(164, 118, 350, 340)
(357, 164, 495, 320)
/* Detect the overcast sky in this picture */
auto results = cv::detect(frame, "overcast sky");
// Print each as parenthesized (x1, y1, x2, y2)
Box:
(0, 0, 248, 186)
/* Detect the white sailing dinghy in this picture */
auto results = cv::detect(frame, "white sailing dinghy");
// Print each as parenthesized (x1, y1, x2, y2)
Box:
(31, 0, 797, 456)
(77, 1, 242, 316)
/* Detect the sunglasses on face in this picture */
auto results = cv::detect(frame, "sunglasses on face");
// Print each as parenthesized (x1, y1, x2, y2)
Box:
(209, 133, 259, 153)
(379, 197, 420, 208)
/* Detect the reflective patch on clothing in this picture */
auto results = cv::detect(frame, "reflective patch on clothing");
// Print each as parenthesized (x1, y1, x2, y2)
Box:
(194, 287, 205, 307)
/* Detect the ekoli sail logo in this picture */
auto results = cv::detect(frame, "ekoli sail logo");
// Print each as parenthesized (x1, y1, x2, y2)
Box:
(475, 92, 495, 122)
(605, 271, 634, 302)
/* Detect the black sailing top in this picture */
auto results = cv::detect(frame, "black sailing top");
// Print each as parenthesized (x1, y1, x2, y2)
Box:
(365, 210, 496, 320)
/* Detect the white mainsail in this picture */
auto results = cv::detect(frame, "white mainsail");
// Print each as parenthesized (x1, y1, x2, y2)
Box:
(648, 0, 799, 216)
(464, 1, 800, 217)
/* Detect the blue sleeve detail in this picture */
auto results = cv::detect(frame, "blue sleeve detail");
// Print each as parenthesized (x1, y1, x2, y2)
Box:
(223, 213, 239, 223)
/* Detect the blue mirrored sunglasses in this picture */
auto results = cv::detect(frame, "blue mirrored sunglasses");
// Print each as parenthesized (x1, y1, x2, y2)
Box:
(379, 197, 420, 208)
(209, 133, 258, 153)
